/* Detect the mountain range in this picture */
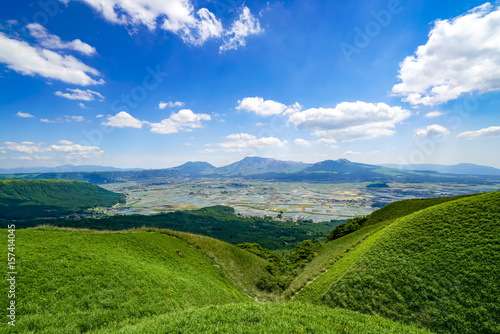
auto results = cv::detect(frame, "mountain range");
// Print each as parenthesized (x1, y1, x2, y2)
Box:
(382, 163, 500, 176)
(2, 157, 500, 184)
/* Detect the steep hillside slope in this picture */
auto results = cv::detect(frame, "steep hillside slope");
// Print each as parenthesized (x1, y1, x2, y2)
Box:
(302, 191, 500, 333)
(285, 194, 477, 298)
(0, 179, 125, 219)
(102, 303, 431, 334)
(0, 228, 254, 333)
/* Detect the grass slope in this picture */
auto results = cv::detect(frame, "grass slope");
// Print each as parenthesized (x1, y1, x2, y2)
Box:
(95, 302, 431, 334)
(285, 194, 476, 299)
(0, 227, 250, 333)
(152, 228, 273, 301)
(364, 193, 474, 225)
(313, 191, 500, 333)
(0, 179, 125, 220)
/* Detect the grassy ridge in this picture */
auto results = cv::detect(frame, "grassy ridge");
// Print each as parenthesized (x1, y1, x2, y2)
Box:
(15, 206, 340, 249)
(364, 193, 474, 225)
(95, 302, 431, 334)
(0, 228, 249, 333)
(152, 228, 273, 301)
(0, 179, 125, 220)
(285, 194, 478, 299)
(316, 191, 500, 333)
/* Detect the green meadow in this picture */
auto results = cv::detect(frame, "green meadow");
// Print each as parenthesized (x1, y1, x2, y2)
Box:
(1, 181, 499, 333)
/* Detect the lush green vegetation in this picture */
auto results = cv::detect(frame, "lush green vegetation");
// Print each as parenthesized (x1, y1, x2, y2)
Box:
(239, 240, 323, 294)
(326, 216, 367, 241)
(98, 302, 431, 334)
(1, 188, 498, 334)
(363, 193, 475, 225)
(14, 205, 340, 249)
(307, 191, 500, 333)
(0, 179, 125, 220)
(0, 227, 249, 333)
(324, 193, 476, 242)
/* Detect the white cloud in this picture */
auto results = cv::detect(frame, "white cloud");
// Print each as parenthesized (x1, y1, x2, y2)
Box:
(67, 115, 85, 122)
(103, 111, 144, 128)
(50, 142, 102, 156)
(0, 32, 104, 86)
(16, 111, 34, 118)
(458, 125, 500, 139)
(27, 23, 97, 56)
(2, 140, 103, 160)
(159, 101, 184, 109)
(255, 122, 266, 127)
(414, 124, 450, 138)
(342, 151, 361, 156)
(294, 138, 311, 146)
(96, 114, 104, 118)
(149, 109, 211, 134)
(218, 133, 287, 152)
(3, 141, 48, 154)
(289, 101, 411, 141)
(236, 97, 287, 117)
(317, 138, 338, 148)
(220, 6, 263, 51)
(393, 3, 500, 106)
(79, 102, 92, 109)
(63, 0, 222, 45)
(40, 115, 85, 123)
(424, 111, 445, 118)
(55, 88, 105, 101)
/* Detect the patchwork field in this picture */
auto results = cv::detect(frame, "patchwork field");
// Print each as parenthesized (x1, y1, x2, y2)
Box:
(102, 179, 500, 221)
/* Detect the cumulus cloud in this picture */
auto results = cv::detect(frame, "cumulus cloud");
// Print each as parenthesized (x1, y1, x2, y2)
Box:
(414, 124, 450, 138)
(50, 140, 103, 156)
(458, 125, 500, 139)
(149, 109, 211, 134)
(218, 133, 287, 152)
(27, 23, 97, 56)
(62, 0, 223, 45)
(424, 111, 445, 118)
(289, 101, 411, 141)
(220, 6, 263, 52)
(392, 3, 500, 106)
(16, 111, 34, 118)
(3, 141, 48, 154)
(2, 140, 103, 158)
(55, 88, 105, 101)
(103, 111, 144, 128)
(0, 32, 103, 86)
(294, 138, 311, 146)
(40, 115, 85, 123)
(159, 101, 184, 109)
(236, 97, 288, 117)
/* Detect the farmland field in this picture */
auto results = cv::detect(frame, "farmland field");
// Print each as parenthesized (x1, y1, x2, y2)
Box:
(101, 179, 500, 221)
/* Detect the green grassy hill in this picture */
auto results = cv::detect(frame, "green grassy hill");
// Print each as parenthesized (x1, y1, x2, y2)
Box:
(0, 227, 259, 333)
(99, 302, 431, 334)
(299, 191, 500, 333)
(0, 179, 125, 220)
(285, 193, 476, 299)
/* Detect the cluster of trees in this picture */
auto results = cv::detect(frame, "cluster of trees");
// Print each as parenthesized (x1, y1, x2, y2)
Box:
(326, 217, 367, 241)
(238, 240, 322, 293)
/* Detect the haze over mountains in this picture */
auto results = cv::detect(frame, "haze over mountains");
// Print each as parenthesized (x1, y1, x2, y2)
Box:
(2, 157, 500, 184)
(382, 163, 500, 176)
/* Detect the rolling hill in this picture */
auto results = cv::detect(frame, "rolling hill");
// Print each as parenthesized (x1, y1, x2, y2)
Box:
(0, 179, 125, 220)
(297, 191, 500, 333)
(0, 228, 257, 333)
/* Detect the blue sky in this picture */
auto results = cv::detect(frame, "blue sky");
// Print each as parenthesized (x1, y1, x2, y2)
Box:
(1, 0, 500, 169)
